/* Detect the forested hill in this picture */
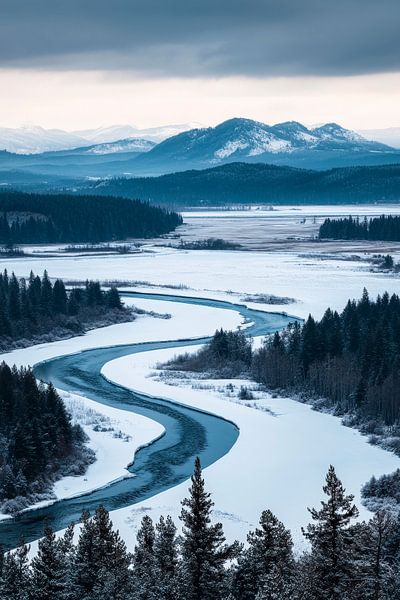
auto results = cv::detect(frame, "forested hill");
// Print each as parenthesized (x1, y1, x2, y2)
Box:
(319, 214, 400, 241)
(86, 162, 400, 205)
(0, 191, 182, 244)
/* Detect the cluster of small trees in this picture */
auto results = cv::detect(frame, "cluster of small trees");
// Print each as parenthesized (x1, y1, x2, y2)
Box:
(363, 469, 400, 505)
(0, 191, 182, 244)
(166, 329, 252, 378)
(178, 238, 241, 250)
(3, 460, 400, 599)
(319, 214, 400, 241)
(0, 363, 89, 512)
(0, 270, 123, 349)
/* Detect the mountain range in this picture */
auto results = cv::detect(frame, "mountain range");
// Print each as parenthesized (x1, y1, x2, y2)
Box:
(130, 118, 396, 173)
(0, 118, 400, 186)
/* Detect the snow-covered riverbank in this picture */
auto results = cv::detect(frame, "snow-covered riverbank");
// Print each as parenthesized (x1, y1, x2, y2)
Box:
(102, 344, 400, 550)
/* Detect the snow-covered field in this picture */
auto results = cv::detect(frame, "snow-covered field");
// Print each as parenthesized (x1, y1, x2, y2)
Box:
(102, 345, 400, 550)
(4, 245, 400, 319)
(182, 205, 400, 219)
(177, 204, 400, 249)
(51, 391, 164, 504)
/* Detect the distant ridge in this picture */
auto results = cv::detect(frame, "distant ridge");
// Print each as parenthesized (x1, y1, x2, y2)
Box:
(85, 162, 400, 206)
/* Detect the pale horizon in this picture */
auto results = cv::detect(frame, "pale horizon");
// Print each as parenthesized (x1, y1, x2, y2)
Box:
(1, 69, 400, 132)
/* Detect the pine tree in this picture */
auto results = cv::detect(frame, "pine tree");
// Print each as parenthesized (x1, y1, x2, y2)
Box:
(106, 287, 122, 310)
(72, 507, 131, 600)
(71, 510, 96, 598)
(0, 543, 30, 600)
(30, 526, 66, 600)
(154, 515, 179, 600)
(40, 271, 53, 316)
(301, 315, 319, 373)
(231, 510, 294, 600)
(58, 523, 76, 599)
(52, 280, 67, 314)
(179, 457, 240, 600)
(303, 466, 359, 600)
(7, 274, 20, 321)
(131, 515, 156, 600)
(351, 511, 395, 600)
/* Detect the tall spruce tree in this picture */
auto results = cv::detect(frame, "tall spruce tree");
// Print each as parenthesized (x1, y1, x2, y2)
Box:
(70, 510, 96, 598)
(351, 511, 396, 600)
(72, 507, 131, 600)
(30, 526, 67, 600)
(303, 466, 359, 600)
(0, 543, 30, 600)
(231, 509, 294, 600)
(131, 515, 156, 600)
(179, 457, 240, 600)
(153, 515, 179, 600)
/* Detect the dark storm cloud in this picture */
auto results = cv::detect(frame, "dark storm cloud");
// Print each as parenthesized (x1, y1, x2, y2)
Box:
(0, 0, 399, 77)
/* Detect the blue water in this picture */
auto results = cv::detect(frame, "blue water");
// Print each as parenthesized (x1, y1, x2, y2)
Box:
(0, 292, 298, 549)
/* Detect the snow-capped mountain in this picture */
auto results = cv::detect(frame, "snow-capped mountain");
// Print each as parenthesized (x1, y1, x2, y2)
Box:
(0, 125, 88, 154)
(82, 138, 156, 155)
(0, 122, 202, 154)
(134, 117, 393, 173)
(73, 123, 203, 145)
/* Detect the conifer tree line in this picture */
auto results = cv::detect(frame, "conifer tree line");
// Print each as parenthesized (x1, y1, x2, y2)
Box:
(0, 269, 125, 350)
(252, 289, 400, 427)
(170, 290, 400, 429)
(0, 363, 90, 513)
(319, 214, 400, 241)
(0, 191, 182, 244)
(3, 459, 400, 600)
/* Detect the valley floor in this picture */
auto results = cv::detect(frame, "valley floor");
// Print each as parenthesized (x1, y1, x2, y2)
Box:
(3, 205, 400, 552)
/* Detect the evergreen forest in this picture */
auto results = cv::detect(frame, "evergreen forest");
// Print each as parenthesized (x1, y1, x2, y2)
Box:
(0, 270, 127, 351)
(319, 214, 400, 241)
(0, 364, 91, 513)
(0, 191, 182, 244)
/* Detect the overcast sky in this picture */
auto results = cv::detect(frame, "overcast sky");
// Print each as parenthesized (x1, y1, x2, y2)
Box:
(1, 0, 399, 130)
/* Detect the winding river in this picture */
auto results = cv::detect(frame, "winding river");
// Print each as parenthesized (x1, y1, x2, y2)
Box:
(0, 292, 297, 549)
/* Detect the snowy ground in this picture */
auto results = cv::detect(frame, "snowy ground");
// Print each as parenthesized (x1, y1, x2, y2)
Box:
(102, 345, 400, 551)
(34, 391, 164, 507)
(3, 245, 400, 319)
(179, 204, 400, 250)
